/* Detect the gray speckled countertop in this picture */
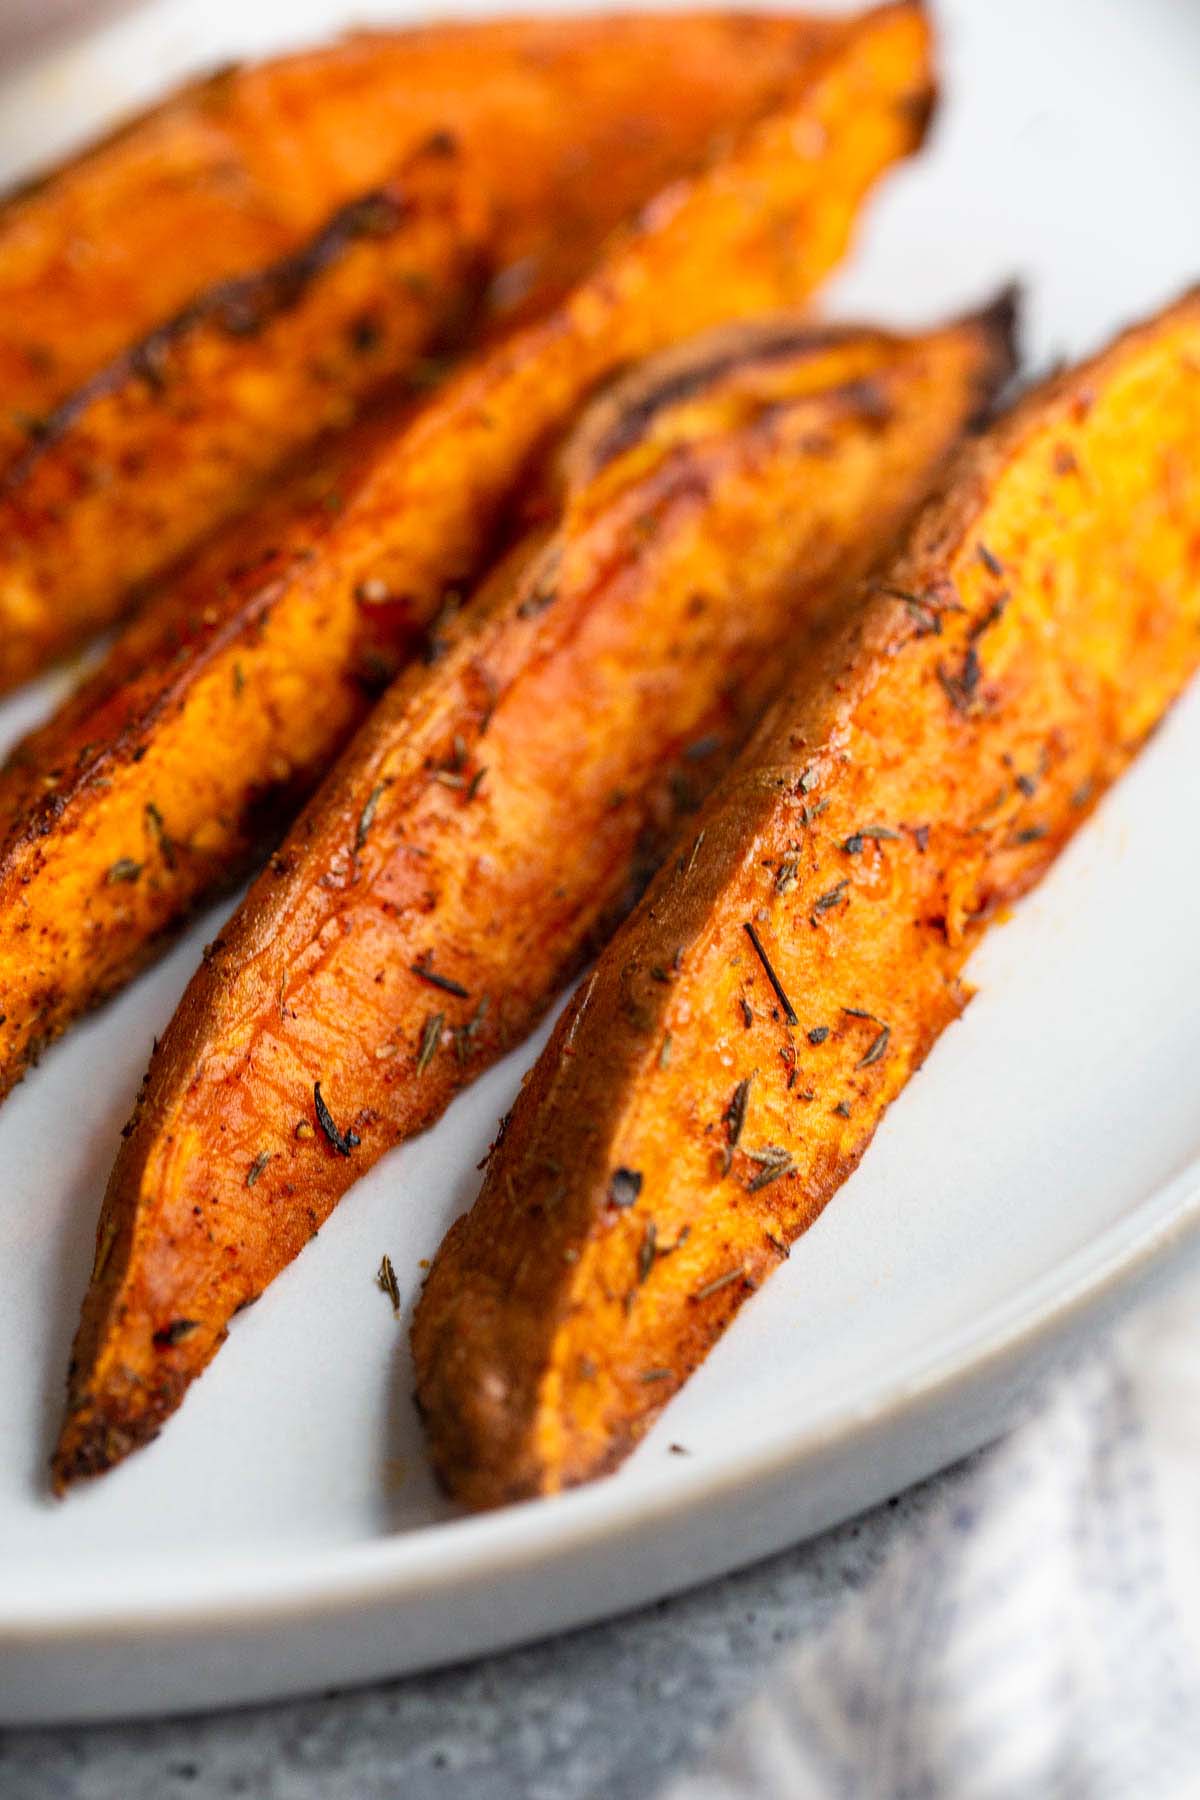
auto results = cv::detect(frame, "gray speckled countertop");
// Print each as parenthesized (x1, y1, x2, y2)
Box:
(0, 1463, 971, 1800)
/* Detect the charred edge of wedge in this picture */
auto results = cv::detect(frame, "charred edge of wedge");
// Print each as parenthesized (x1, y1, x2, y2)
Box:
(2, 130, 464, 491)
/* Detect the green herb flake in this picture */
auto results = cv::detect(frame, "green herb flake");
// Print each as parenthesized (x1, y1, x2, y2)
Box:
(106, 858, 143, 884)
(246, 1150, 271, 1188)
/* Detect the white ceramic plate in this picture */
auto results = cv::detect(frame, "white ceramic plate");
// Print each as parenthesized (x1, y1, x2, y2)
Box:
(3, 0, 1200, 1728)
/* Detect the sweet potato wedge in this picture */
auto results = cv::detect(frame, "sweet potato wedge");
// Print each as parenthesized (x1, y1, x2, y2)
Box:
(0, 9, 908, 684)
(0, 10, 859, 442)
(0, 141, 488, 691)
(3, 1, 933, 1108)
(411, 287, 1200, 1509)
(49, 293, 1011, 1490)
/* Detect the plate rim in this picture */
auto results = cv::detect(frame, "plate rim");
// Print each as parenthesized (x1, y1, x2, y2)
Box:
(5, 1146, 1199, 1646)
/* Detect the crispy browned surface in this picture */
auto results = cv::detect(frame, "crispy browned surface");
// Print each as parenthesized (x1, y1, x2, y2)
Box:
(412, 288, 1200, 1510)
(49, 289, 1008, 1491)
(0, 10, 850, 441)
(5, 1, 934, 1117)
(0, 142, 487, 691)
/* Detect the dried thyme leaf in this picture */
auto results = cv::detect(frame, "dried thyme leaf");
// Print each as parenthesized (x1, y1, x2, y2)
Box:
(106, 858, 142, 884)
(409, 962, 470, 999)
(313, 1081, 360, 1156)
(692, 1265, 745, 1302)
(936, 646, 981, 716)
(144, 801, 175, 869)
(454, 996, 490, 1064)
(246, 1150, 271, 1188)
(355, 782, 385, 850)
(857, 1025, 891, 1069)
(811, 879, 849, 913)
(724, 1077, 751, 1151)
(743, 921, 797, 1025)
(376, 1254, 401, 1314)
(637, 1221, 658, 1285)
(416, 1012, 444, 1073)
(842, 825, 900, 855)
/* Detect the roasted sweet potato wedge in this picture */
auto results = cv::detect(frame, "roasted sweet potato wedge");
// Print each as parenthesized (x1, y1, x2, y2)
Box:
(1, 10, 858, 434)
(0, 142, 487, 691)
(0, 9, 920, 686)
(49, 292, 1011, 1490)
(4, 1, 933, 1108)
(411, 288, 1200, 1509)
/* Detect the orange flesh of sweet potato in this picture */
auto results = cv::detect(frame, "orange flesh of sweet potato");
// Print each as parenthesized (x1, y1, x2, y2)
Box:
(0, 142, 488, 690)
(411, 288, 1200, 1509)
(49, 292, 1010, 1490)
(2, 0, 934, 1109)
(0, 10, 851, 442)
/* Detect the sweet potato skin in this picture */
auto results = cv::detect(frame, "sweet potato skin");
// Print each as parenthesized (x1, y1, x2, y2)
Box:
(48, 292, 1010, 1491)
(0, 143, 487, 690)
(4, 1, 934, 1113)
(412, 288, 1200, 1509)
(0, 11, 849, 441)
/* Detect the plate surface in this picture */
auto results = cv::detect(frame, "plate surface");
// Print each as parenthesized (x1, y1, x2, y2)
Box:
(2, 0, 1200, 1726)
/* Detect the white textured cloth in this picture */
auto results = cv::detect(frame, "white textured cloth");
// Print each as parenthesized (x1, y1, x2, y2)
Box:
(666, 1271, 1200, 1800)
